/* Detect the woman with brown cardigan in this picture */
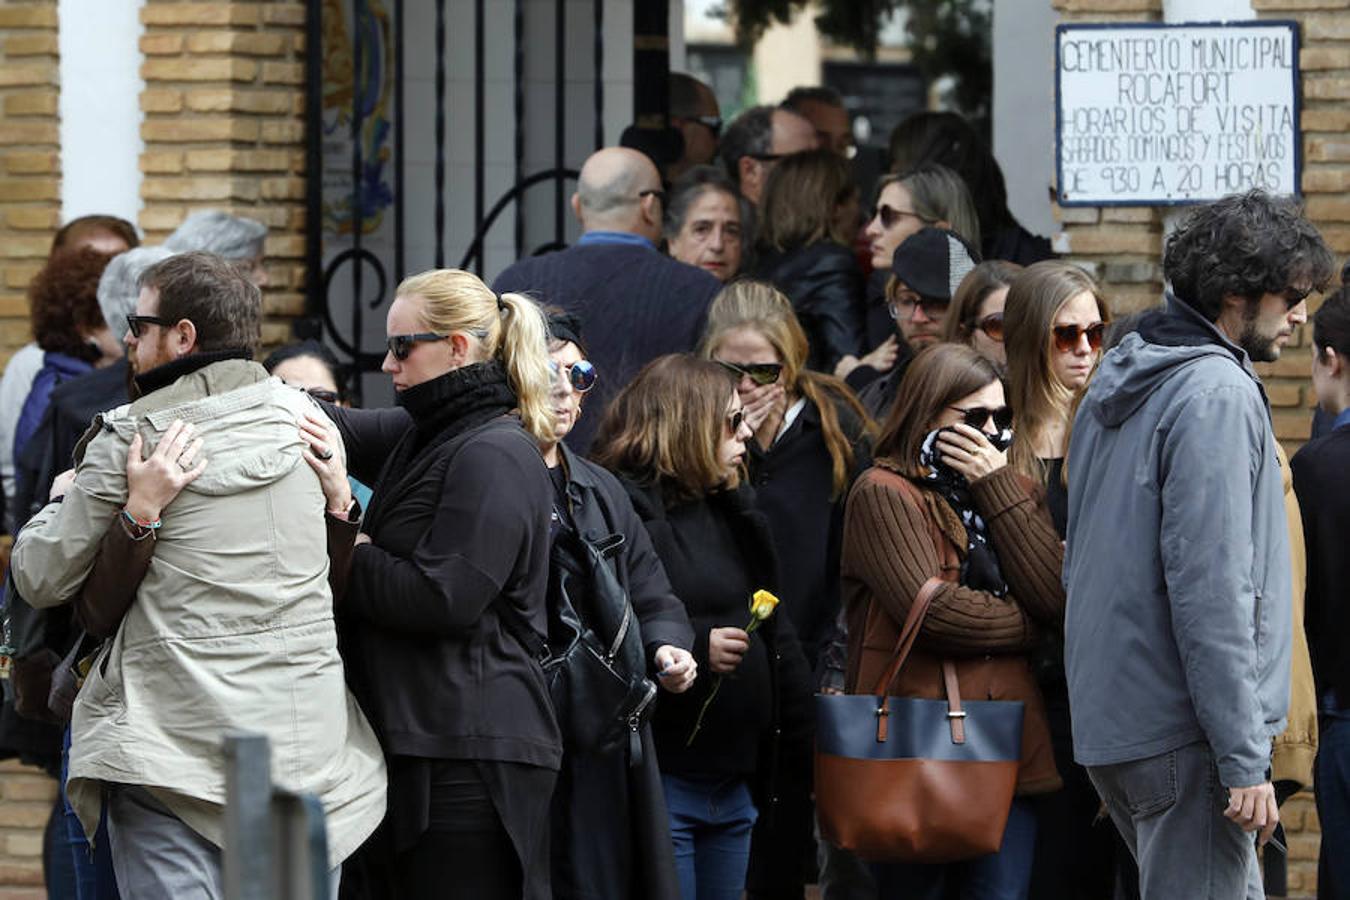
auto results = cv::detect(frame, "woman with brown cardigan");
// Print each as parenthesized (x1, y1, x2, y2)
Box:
(839, 343, 1064, 900)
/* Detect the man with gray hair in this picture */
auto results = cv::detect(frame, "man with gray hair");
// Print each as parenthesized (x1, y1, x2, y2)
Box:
(164, 209, 269, 287)
(493, 146, 721, 450)
(719, 103, 817, 206)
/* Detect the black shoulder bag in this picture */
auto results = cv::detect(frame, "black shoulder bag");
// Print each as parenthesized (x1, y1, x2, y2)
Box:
(503, 527, 658, 765)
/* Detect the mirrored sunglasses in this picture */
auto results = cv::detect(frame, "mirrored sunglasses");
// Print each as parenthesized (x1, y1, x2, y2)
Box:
(549, 358, 597, 393)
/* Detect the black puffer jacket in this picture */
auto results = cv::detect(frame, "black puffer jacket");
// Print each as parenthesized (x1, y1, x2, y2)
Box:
(754, 242, 865, 373)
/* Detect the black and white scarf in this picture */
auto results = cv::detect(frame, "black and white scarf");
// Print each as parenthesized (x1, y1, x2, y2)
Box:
(916, 428, 1012, 598)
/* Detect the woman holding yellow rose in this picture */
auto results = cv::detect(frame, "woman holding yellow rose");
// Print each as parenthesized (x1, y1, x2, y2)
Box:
(591, 354, 816, 900)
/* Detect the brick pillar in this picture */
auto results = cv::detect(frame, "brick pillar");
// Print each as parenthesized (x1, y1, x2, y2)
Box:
(138, 0, 309, 346)
(0, 5, 63, 891)
(0, 1, 61, 370)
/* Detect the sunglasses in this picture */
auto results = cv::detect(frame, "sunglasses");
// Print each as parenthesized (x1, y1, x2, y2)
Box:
(693, 115, 722, 137)
(1052, 322, 1106, 353)
(1281, 286, 1311, 309)
(888, 293, 950, 320)
(873, 204, 930, 231)
(716, 359, 783, 386)
(387, 332, 449, 361)
(304, 388, 341, 404)
(125, 314, 176, 339)
(974, 313, 1005, 342)
(549, 358, 598, 393)
(639, 188, 667, 208)
(726, 409, 746, 434)
(949, 405, 1013, 432)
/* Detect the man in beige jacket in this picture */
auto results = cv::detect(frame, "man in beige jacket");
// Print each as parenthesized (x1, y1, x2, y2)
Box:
(10, 252, 386, 898)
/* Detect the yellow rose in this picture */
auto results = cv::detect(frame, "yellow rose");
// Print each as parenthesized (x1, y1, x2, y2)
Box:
(749, 589, 780, 621)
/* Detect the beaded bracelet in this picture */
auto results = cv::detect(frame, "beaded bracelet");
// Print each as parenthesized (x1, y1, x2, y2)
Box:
(121, 509, 162, 530)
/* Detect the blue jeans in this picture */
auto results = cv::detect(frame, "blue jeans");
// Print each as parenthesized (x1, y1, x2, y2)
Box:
(62, 727, 119, 900)
(871, 798, 1037, 900)
(1318, 709, 1350, 898)
(661, 774, 758, 900)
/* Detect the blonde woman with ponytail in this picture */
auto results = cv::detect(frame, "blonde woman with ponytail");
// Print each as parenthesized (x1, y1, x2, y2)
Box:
(319, 268, 560, 899)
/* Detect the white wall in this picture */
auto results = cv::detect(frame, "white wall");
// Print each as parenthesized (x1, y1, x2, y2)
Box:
(992, 0, 1056, 239)
(58, 0, 144, 227)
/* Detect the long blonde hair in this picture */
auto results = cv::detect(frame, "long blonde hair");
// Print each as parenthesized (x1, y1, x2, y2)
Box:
(395, 269, 554, 441)
(1003, 261, 1111, 482)
(699, 280, 875, 499)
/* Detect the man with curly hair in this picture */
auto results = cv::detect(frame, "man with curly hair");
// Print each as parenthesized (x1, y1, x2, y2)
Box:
(1062, 190, 1335, 898)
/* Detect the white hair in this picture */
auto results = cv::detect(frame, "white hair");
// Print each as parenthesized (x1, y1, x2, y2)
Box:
(97, 246, 177, 341)
(164, 210, 267, 260)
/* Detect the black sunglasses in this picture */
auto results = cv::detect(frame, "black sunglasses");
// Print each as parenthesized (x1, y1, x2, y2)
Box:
(125, 314, 176, 339)
(716, 360, 783, 386)
(549, 358, 598, 393)
(949, 405, 1013, 432)
(727, 409, 746, 434)
(639, 189, 667, 208)
(1281, 286, 1312, 309)
(304, 388, 341, 404)
(873, 203, 930, 231)
(387, 332, 449, 361)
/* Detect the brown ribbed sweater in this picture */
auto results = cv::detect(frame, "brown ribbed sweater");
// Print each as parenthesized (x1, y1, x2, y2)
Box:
(841, 462, 1066, 794)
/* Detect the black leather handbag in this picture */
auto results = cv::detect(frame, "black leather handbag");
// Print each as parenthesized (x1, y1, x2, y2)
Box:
(504, 529, 657, 762)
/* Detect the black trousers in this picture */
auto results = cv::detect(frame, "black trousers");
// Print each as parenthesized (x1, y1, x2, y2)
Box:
(395, 761, 521, 899)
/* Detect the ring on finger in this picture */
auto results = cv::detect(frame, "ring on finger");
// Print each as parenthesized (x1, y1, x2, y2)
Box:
(316, 447, 334, 461)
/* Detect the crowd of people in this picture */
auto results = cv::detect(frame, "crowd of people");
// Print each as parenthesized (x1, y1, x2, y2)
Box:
(0, 74, 1346, 900)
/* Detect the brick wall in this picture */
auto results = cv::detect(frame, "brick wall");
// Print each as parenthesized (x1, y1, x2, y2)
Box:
(0, 3, 62, 896)
(0, 1, 60, 371)
(1051, 1, 1346, 896)
(138, 0, 309, 347)
(1050, 0, 1347, 458)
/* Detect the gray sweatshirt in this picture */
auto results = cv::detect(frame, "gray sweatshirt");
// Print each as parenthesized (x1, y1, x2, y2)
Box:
(1064, 296, 1291, 789)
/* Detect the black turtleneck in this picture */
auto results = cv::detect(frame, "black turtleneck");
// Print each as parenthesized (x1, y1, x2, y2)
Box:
(132, 348, 253, 398)
(320, 360, 559, 770)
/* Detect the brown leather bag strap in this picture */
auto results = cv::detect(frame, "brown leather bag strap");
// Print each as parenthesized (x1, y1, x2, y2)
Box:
(870, 575, 946, 697)
(942, 660, 966, 745)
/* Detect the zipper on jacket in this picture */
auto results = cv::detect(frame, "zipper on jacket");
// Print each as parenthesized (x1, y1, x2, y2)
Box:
(606, 604, 631, 661)
(626, 680, 658, 768)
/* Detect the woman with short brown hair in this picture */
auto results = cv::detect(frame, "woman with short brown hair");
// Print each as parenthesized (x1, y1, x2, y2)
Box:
(592, 354, 815, 900)
(841, 342, 1065, 898)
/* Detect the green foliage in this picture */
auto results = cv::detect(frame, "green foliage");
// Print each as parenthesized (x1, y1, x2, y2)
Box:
(723, 0, 992, 132)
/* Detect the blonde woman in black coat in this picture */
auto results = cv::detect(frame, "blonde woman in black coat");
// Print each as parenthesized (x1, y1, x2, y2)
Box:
(321, 269, 558, 900)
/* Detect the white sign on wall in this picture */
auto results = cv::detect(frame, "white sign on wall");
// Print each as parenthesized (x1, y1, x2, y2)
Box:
(1056, 21, 1299, 206)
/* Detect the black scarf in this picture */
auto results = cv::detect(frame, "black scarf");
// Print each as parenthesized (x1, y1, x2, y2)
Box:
(915, 428, 1010, 598)
(363, 361, 519, 532)
(131, 348, 253, 398)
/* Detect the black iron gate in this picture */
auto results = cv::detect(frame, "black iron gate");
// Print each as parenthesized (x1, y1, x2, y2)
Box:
(301, 0, 666, 401)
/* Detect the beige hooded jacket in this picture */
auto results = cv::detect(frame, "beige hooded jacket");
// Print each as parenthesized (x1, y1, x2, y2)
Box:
(11, 358, 386, 866)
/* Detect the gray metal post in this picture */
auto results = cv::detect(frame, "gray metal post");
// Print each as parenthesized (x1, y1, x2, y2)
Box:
(224, 733, 275, 900)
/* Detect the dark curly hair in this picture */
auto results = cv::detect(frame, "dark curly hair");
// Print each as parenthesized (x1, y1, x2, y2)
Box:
(1163, 191, 1335, 322)
(28, 247, 114, 363)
